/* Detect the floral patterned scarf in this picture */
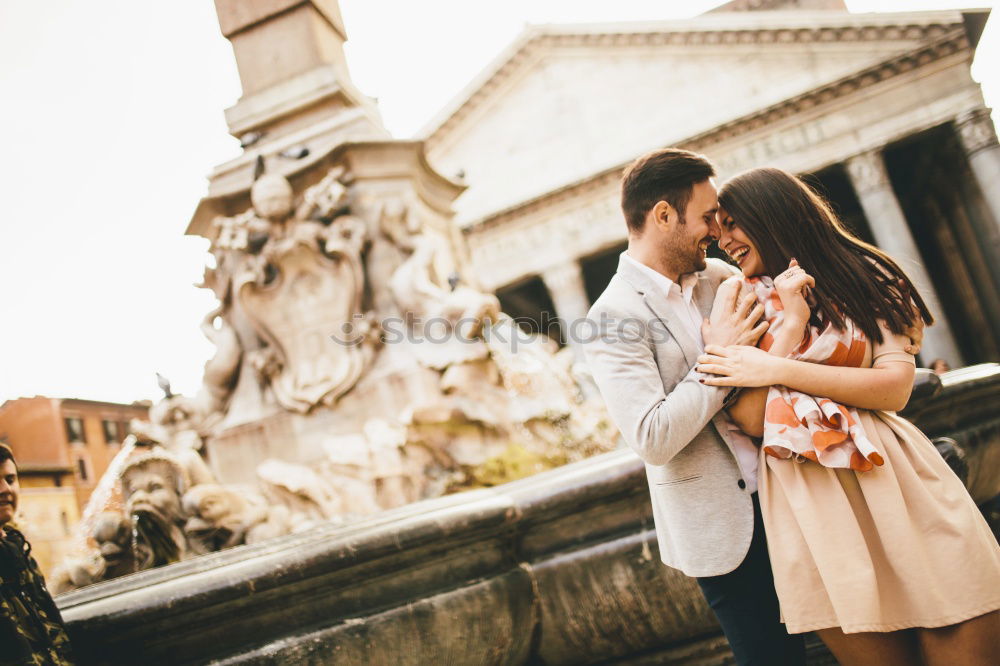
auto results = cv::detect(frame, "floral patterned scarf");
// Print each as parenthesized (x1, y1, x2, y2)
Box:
(749, 277, 884, 472)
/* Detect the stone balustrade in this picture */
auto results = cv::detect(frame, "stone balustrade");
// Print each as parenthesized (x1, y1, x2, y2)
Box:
(58, 364, 1000, 665)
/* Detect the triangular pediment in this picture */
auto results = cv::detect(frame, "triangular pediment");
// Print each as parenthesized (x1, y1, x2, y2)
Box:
(423, 9, 984, 222)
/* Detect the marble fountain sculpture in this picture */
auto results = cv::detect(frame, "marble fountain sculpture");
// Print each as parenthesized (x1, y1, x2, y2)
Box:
(54, 155, 617, 591)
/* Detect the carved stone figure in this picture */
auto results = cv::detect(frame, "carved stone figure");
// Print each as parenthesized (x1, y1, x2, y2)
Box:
(388, 232, 500, 371)
(182, 484, 293, 555)
(91, 511, 135, 580)
(316, 434, 383, 516)
(121, 453, 189, 570)
(198, 302, 243, 414)
(54, 453, 179, 592)
(362, 419, 431, 508)
(390, 233, 500, 341)
(211, 210, 260, 253)
(129, 419, 216, 489)
(251, 173, 295, 222)
(256, 459, 342, 522)
(379, 196, 421, 252)
(294, 166, 349, 223)
(50, 554, 103, 595)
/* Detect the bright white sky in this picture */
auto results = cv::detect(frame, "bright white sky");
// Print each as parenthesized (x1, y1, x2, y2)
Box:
(0, 0, 996, 404)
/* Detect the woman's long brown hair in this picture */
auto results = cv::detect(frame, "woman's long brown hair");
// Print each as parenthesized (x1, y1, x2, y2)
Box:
(718, 167, 932, 344)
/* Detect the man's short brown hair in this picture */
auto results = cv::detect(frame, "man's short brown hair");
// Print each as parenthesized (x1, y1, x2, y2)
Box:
(620, 148, 716, 233)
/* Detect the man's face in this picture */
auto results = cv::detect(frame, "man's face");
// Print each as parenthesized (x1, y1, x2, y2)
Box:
(0, 459, 19, 527)
(662, 179, 721, 275)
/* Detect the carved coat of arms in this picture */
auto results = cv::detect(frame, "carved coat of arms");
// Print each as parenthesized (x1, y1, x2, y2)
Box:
(216, 169, 378, 413)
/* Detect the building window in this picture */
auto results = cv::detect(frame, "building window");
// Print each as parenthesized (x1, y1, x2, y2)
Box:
(64, 417, 85, 443)
(102, 419, 121, 444)
(76, 458, 89, 481)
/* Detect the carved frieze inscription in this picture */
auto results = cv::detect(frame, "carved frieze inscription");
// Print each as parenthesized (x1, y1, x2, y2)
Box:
(711, 116, 833, 177)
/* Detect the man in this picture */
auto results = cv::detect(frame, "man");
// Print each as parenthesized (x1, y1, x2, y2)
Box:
(1, 443, 75, 666)
(583, 148, 805, 664)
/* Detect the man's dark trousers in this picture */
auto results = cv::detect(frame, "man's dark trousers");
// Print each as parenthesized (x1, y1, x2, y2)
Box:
(695, 492, 806, 666)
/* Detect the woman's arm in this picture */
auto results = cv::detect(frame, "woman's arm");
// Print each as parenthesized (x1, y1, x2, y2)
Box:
(724, 321, 808, 436)
(701, 263, 920, 412)
(725, 386, 768, 437)
(699, 343, 916, 411)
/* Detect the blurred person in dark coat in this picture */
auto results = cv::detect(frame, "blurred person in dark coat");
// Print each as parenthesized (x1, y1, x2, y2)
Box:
(0, 442, 74, 666)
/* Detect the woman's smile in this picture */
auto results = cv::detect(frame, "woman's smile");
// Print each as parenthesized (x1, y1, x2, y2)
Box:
(717, 207, 765, 276)
(728, 245, 750, 265)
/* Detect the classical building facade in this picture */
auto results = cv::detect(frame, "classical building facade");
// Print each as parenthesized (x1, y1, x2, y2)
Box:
(421, 2, 999, 367)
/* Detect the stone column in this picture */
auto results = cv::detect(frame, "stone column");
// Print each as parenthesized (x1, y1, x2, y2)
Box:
(541, 260, 591, 356)
(845, 149, 962, 367)
(956, 107, 1000, 236)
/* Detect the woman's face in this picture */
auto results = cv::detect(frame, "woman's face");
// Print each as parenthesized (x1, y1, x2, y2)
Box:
(717, 207, 766, 277)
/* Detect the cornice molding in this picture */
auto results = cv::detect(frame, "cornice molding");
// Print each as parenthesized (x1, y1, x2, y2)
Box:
(463, 27, 971, 237)
(426, 13, 972, 149)
(682, 29, 968, 149)
(187, 141, 465, 238)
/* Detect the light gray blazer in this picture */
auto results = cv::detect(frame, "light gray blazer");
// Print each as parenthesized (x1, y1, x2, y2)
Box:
(583, 254, 754, 577)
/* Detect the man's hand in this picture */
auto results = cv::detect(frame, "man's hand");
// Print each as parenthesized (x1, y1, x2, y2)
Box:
(702, 276, 769, 348)
(903, 320, 923, 355)
(898, 278, 924, 355)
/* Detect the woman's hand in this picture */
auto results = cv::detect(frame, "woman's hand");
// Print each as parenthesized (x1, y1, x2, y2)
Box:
(696, 344, 784, 387)
(773, 258, 815, 326)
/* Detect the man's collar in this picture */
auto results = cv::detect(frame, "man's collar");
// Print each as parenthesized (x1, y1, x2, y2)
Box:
(621, 251, 697, 302)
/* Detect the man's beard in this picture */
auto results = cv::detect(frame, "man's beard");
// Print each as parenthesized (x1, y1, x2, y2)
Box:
(664, 220, 709, 276)
(663, 245, 699, 276)
(691, 241, 708, 272)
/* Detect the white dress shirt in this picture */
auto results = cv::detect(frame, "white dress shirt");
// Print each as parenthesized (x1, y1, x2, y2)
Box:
(622, 252, 759, 493)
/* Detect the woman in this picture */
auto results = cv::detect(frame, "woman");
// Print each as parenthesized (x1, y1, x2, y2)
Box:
(695, 167, 1000, 665)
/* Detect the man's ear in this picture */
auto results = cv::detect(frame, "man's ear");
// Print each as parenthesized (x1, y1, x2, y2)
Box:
(650, 200, 676, 231)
